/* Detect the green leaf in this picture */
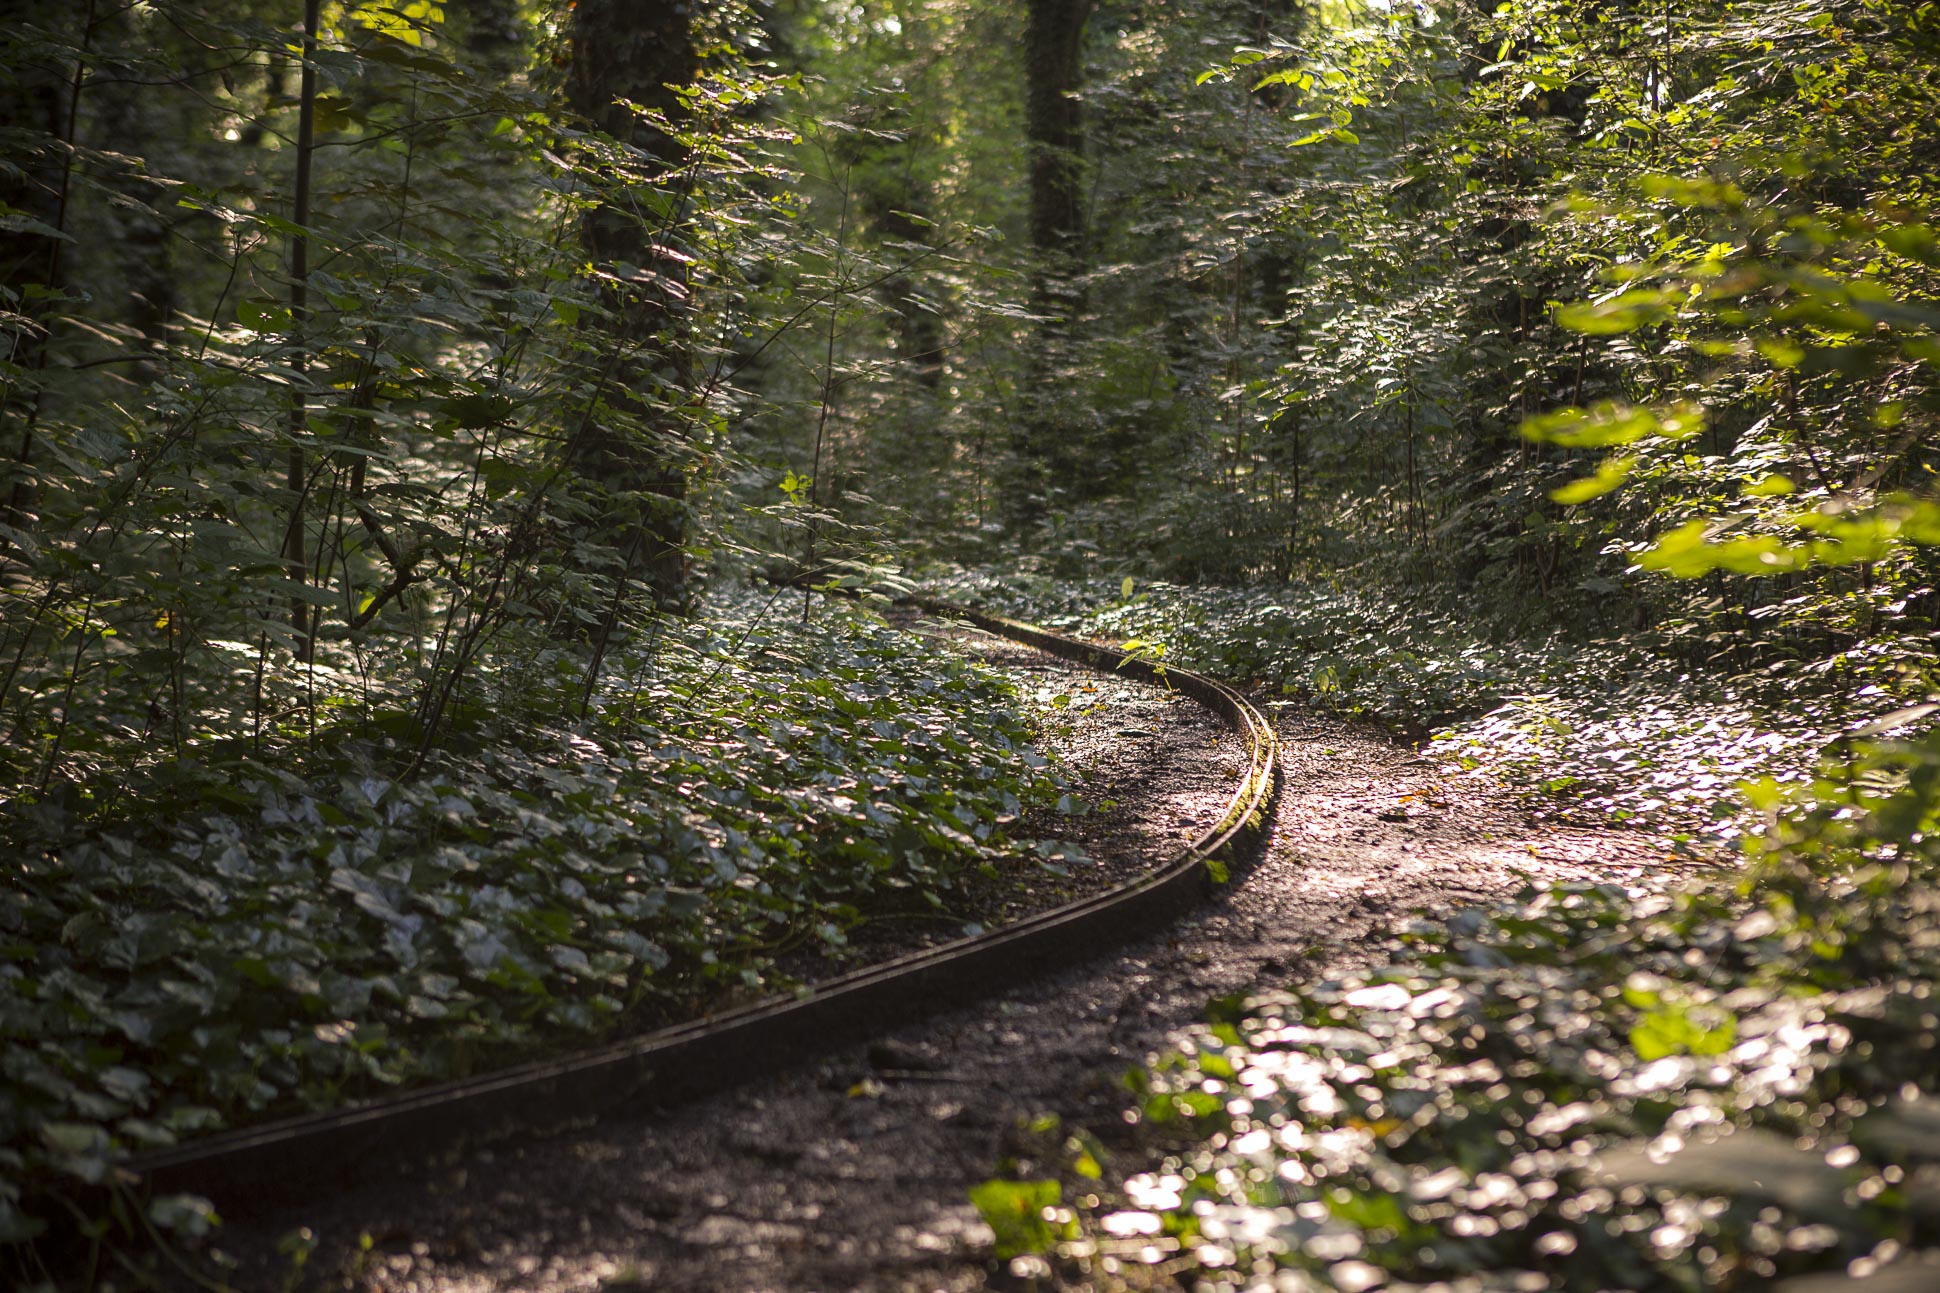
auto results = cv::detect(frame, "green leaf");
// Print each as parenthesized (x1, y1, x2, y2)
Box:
(0, 212, 75, 243)
(238, 300, 293, 333)
(1638, 521, 1800, 577)
(968, 1178, 1063, 1260)
(1550, 455, 1636, 505)
(1880, 223, 1940, 268)
(1521, 401, 1704, 448)
(1555, 289, 1678, 335)
(0, 1198, 46, 1244)
(440, 393, 514, 429)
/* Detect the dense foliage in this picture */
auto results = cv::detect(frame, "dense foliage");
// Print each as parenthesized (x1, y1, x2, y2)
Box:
(945, 0, 1940, 1289)
(926, 568, 1923, 839)
(3, 0, 1938, 1284)
(987, 727, 1940, 1290)
(1, 594, 1063, 1244)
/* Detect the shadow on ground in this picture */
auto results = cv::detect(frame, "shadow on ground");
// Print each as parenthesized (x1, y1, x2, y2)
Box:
(197, 663, 1699, 1293)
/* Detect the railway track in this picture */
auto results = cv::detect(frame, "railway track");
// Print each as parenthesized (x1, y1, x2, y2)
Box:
(121, 597, 1279, 1219)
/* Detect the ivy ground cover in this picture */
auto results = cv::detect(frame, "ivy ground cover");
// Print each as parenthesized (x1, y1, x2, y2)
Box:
(928, 567, 1936, 839)
(1, 597, 1058, 1247)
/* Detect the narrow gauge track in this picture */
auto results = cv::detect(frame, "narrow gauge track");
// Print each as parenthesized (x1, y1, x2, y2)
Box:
(120, 598, 1278, 1220)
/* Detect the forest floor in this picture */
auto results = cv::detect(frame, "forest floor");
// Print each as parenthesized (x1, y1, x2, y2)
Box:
(199, 623, 1708, 1293)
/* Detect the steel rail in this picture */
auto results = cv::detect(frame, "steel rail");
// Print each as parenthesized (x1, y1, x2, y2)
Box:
(121, 597, 1278, 1218)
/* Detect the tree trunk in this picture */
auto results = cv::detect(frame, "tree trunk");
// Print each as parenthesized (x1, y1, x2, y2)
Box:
(1025, 0, 1090, 309)
(284, 0, 321, 654)
(1008, 0, 1092, 527)
(0, 0, 94, 553)
(565, 0, 700, 611)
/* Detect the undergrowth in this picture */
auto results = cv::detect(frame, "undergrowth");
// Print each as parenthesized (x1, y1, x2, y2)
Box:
(947, 568, 1940, 1289)
(0, 594, 1058, 1251)
(990, 729, 1940, 1291)
(926, 566, 1938, 838)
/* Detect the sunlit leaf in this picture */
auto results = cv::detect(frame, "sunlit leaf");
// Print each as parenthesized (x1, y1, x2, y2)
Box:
(1550, 455, 1635, 504)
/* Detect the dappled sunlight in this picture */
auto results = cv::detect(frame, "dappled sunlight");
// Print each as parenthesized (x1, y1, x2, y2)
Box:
(1057, 729, 1940, 1290)
(4, 0, 1935, 1283)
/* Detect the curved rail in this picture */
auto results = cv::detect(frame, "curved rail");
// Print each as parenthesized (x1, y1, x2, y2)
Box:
(123, 599, 1279, 1217)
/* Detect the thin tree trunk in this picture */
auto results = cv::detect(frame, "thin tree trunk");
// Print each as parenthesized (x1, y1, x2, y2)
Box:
(2, 0, 98, 550)
(1008, 0, 1092, 526)
(284, 0, 321, 652)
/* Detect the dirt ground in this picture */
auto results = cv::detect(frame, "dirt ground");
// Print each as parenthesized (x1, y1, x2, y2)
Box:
(199, 626, 1704, 1293)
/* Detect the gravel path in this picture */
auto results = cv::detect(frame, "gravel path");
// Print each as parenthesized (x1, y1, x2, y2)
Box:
(201, 629, 1695, 1293)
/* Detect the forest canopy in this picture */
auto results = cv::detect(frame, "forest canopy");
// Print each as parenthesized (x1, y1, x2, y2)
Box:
(3, 0, 1935, 767)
